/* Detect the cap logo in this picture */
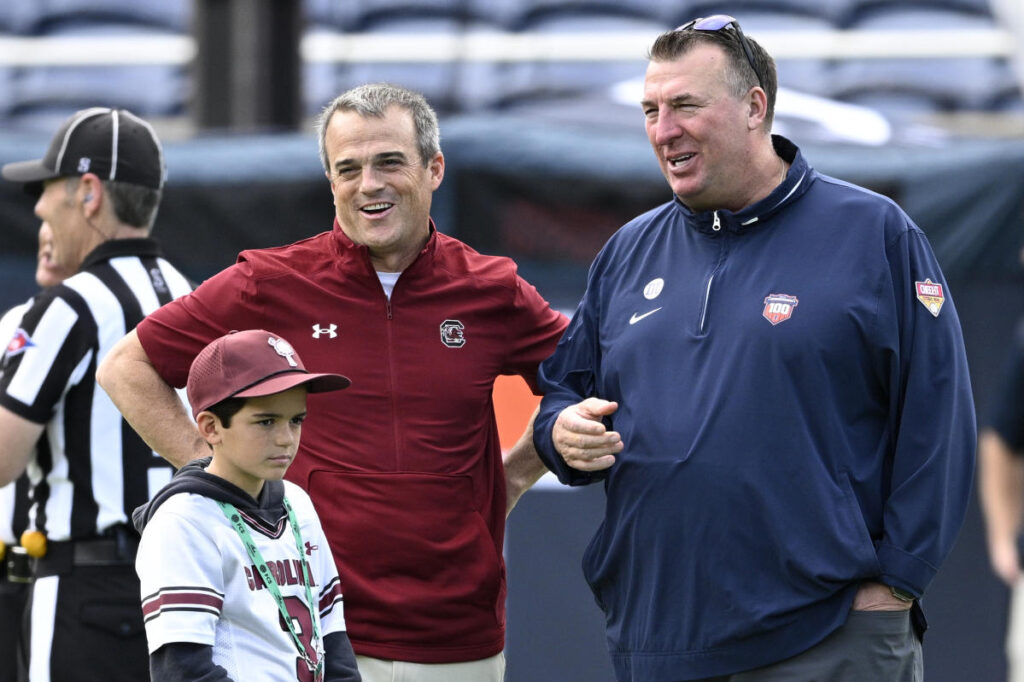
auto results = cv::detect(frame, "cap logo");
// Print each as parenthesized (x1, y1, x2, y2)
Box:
(77, 157, 91, 173)
(268, 336, 298, 367)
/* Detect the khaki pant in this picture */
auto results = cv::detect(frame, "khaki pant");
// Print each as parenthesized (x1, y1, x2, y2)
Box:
(695, 610, 922, 682)
(356, 652, 505, 682)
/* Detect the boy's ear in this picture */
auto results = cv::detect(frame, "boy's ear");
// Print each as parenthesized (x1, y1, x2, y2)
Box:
(196, 411, 223, 446)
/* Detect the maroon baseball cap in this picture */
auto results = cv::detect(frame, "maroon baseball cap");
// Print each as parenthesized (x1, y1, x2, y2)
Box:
(1, 107, 165, 196)
(186, 329, 350, 420)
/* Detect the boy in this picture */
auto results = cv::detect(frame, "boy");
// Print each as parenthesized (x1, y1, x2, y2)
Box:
(133, 329, 361, 682)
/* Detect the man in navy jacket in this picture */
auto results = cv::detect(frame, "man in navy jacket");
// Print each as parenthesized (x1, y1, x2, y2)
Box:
(533, 15, 976, 682)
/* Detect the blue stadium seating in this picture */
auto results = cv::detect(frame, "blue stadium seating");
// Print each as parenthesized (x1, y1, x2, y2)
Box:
(514, 0, 678, 27)
(303, 0, 356, 32)
(330, 16, 467, 114)
(464, 0, 532, 28)
(497, 13, 664, 107)
(348, 0, 472, 30)
(739, 12, 838, 96)
(19, 0, 192, 34)
(829, 6, 1018, 115)
(838, 0, 995, 27)
(9, 24, 188, 123)
(678, 0, 850, 26)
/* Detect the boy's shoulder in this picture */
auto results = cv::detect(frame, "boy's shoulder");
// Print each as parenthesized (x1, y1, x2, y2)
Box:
(145, 490, 222, 526)
(281, 480, 314, 511)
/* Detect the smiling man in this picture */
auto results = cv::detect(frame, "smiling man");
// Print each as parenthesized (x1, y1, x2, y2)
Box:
(532, 15, 976, 682)
(97, 83, 568, 682)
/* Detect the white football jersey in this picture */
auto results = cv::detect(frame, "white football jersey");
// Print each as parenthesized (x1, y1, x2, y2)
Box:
(137, 481, 346, 680)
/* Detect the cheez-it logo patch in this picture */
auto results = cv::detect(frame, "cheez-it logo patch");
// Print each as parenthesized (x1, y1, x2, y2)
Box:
(915, 279, 944, 317)
(762, 294, 799, 326)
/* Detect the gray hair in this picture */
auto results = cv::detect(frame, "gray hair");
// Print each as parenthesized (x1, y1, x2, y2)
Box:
(316, 83, 442, 173)
(65, 176, 161, 230)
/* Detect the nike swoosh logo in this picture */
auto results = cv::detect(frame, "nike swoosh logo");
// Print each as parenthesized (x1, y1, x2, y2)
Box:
(629, 307, 663, 325)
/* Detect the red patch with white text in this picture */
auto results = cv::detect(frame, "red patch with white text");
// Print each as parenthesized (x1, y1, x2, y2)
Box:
(762, 294, 799, 326)
(915, 279, 944, 317)
(5, 328, 33, 358)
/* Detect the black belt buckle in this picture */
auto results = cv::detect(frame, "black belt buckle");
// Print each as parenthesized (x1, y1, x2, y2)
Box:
(6, 546, 34, 584)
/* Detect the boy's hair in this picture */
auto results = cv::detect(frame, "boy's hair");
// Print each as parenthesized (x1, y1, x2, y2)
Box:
(204, 396, 248, 429)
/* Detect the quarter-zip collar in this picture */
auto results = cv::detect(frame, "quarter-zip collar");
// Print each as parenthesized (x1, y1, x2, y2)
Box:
(673, 135, 812, 236)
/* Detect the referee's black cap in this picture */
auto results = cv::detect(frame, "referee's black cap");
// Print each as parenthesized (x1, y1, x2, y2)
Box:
(1, 107, 165, 196)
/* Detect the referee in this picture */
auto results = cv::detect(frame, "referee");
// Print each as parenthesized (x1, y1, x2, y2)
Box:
(0, 222, 75, 682)
(0, 108, 193, 682)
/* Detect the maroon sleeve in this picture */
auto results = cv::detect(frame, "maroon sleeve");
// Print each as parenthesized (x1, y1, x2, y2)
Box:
(501, 268, 569, 394)
(136, 261, 256, 388)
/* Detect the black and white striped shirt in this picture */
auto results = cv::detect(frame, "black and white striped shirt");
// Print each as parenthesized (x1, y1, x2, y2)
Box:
(0, 301, 33, 546)
(0, 238, 192, 542)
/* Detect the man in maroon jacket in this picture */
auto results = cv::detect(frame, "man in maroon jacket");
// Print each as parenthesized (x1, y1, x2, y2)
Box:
(97, 83, 567, 682)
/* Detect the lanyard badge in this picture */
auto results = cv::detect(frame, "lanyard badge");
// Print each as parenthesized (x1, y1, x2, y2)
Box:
(219, 497, 324, 679)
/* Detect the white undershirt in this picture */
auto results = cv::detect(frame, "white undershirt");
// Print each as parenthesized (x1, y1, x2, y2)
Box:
(377, 271, 401, 300)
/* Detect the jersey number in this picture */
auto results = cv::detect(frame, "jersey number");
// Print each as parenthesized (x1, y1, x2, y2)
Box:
(279, 595, 320, 682)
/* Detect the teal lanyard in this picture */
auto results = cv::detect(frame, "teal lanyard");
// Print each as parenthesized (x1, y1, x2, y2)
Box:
(218, 497, 323, 678)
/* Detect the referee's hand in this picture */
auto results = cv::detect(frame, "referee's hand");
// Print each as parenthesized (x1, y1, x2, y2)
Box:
(553, 398, 623, 472)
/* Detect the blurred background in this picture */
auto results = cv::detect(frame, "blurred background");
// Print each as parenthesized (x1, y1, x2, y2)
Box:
(0, 1, 1023, 679)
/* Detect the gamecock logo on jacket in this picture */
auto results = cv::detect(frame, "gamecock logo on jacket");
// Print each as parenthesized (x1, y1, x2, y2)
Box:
(440, 319, 466, 348)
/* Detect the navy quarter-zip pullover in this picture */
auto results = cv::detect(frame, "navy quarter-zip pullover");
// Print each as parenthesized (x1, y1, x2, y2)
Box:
(534, 136, 976, 681)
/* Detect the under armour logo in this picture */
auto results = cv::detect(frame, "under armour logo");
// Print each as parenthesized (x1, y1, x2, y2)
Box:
(305, 541, 318, 556)
(312, 324, 337, 339)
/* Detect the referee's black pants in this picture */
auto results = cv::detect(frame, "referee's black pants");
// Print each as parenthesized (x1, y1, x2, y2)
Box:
(19, 563, 148, 682)
(2, 580, 29, 682)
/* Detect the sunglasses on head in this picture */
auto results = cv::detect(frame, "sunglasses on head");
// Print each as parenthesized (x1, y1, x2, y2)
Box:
(675, 14, 762, 90)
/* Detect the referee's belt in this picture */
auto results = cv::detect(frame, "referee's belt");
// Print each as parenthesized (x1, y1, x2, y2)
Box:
(33, 535, 140, 578)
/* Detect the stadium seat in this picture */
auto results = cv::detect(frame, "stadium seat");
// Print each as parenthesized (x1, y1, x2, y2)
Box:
(303, 59, 346, 118)
(0, 67, 15, 121)
(10, 23, 188, 119)
(0, 1, 18, 33)
(22, 0, 192, 34)
(464, 0, 531, 29)
(740, 12, 839, 96)
(515, 0, 678, 26)
(497, 13, 664, 107)
(331, 16, 467, 114)
(348, 0, 472, 31)
(829, 6, 1018, 113)
(839, 0, 996, 27)
(302, 0, 357, 32)
(678, 0, 848, 26)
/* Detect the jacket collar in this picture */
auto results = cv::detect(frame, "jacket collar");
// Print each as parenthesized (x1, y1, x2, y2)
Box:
(79, 237, 163, 271)
(673, 135, 813, 235)
(329, 218, 438, 275)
